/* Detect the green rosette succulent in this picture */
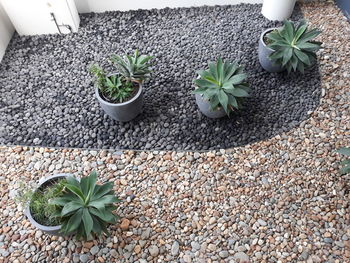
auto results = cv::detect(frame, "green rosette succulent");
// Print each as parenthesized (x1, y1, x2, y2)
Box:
(193, 58, 250, 116)
(267, 20, 322, 73)
(51, 171, 120, 240)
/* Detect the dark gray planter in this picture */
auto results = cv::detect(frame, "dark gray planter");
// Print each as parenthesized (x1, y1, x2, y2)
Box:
(258, 28, 284, 73)
(195, 93, 226, 119)
(336, 0, 350, 22)
(25, 174, 70, 236)
(95, 83, 143, 122)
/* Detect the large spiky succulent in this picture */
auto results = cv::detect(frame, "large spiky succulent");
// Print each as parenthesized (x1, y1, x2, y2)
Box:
(111, 50, 153, 84)
(50, 171, 120, 240)
(266, 20, 322, 73)
(193, 58, 250, 116)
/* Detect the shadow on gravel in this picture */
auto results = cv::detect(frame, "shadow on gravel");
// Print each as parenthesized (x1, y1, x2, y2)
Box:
(0, 4, 321, 151)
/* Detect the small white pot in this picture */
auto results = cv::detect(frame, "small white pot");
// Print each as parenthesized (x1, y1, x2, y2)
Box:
(261, 0, 296, 21)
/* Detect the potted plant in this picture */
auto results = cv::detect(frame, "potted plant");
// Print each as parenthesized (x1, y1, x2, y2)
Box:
(258, 20, 322, 73)
(18, 171, 120, 240)
(261, 0, 296, 21)
(19, 174, 68, 236)
(193, 58, 250, 119)
(90, 50, 153, 122)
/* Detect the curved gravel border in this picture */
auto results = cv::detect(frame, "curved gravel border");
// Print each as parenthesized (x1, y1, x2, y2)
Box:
(0, 4, 321, 151)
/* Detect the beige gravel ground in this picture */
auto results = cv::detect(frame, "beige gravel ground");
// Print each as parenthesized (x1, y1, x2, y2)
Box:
(0, 1, 349, 263)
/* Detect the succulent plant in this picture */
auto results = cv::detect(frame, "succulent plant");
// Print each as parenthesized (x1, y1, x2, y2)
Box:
(193, 58, 250, 116)
(266, 20, 322, 73)
(111, 49, 153, 84)
(51, 171, 120, 240)
(90, 64, 134, 103)
(337, 147, 350, 174)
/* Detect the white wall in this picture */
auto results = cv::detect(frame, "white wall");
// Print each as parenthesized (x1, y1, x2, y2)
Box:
(0, 1, 14, 61)
(74, 0, 263, 13)
(0, 0, 79, 36)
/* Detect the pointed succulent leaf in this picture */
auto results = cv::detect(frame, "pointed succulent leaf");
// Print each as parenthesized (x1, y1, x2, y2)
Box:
(92, 182, 114, 201)
(294, 49, 311, 66)
(61, 201, 84, 216)
(230, 88, 249, 97)
(82, 208, 93, 237)
(65, 208, 83, 234)
(338, 147, 350, 156)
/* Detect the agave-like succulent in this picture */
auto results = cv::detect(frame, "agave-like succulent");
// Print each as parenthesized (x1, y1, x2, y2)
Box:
(90, 64, 134, 103)
(51, 171, 120, 240)
(266, 20, 322, 73)
(193, 58, 250, 115)
(337, 147, 350, 175)
(111, 50, 153, 84)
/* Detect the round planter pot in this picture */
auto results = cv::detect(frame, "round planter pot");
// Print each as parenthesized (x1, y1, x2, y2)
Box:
(25, 174, 70, 236)
(195, 93, 226, 119)
(95, 83, 143, 122)
(261, 0, 296, 21)
(258, 28, 284, 73)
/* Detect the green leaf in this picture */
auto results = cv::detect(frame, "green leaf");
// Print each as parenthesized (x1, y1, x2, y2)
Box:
(290, 54, 298, 71)
(209, 62, 218, 80)
(283, 20, 295, 43)
(227, 95, 238, 109)
(297, 62, 305, 74)
(218, 90, 229, 114)
(91, 215, 102, 235)
(229, 73, 247, 85)
(266, 30, 281, 42)
(294, 49, 311, 66)
(89, 207, 116, 222)
(82, 208, 93, 237)
(230, 88, 249, 97)
(194, 79, 218, 89)
(298, 42, 321, 51)
(76, 223, 85, 240)
(192, 87, 209, 94)
(340, 166, 350, 175)
(92, 182, 114, 201)
(269, 50, 285, 61)
(223, 62, 238, 82)
(298, 28, 321, 43)
(61, 201, 83, 216)
(66, 176, 80, 189)
(80, 176, 90, 196)
(85, 171, 98, 203)
(66, 184, 85, 202)
(65, 208, 83, 234)
(217, 57, 224, 84)
(337, 147, 350, 156)
(282, 48, 293, 66)
(294, 24, 308, 42)
(209, 95, 220, 110)
(50, 196, 75, 206)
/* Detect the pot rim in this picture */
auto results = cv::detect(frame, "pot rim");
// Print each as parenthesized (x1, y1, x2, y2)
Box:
(26, 174, 71, 231)
(260, 27, 279, 51)
(95, 75, 143, 106)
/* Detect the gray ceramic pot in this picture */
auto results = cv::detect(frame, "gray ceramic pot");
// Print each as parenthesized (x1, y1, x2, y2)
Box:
(258, 28, 284, 73)
(26, 174, 70, 236)
(195, 93, 226, 119)
(95, 82, 143, 122)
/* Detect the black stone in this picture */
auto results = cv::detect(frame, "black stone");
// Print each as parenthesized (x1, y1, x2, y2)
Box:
(0, 4, 321, 151)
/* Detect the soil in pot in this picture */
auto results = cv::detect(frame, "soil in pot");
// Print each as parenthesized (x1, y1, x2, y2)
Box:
(263, 30, 275, 46)
(99, 83, 140, 104)
(29, 178, 66, 226)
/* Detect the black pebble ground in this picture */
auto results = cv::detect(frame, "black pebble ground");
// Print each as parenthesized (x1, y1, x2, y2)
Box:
(0, 4, 321, 151)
